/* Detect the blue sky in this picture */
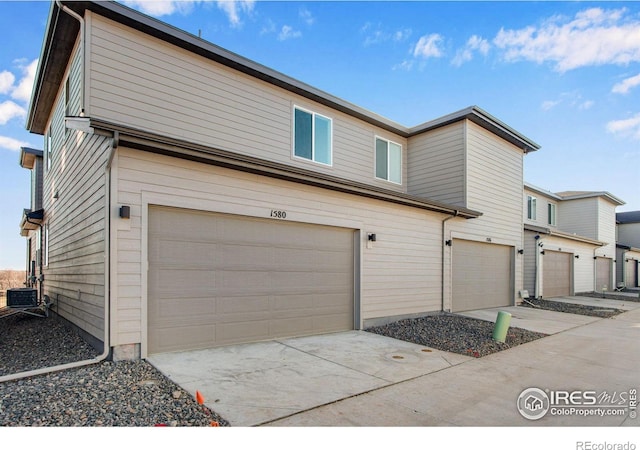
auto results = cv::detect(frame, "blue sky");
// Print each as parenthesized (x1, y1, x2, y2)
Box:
(1, 1, 639, 269)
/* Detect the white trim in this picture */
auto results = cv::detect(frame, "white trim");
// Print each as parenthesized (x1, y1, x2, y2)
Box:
(292, 104, 333, 167)
(374, 135, 402, 185)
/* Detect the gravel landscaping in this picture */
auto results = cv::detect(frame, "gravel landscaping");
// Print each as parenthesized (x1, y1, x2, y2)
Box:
(366, 313, 548, 358)
(0, 313, 229, 426)
(575, 291, 640, 302)
(520, 298, 625, 318)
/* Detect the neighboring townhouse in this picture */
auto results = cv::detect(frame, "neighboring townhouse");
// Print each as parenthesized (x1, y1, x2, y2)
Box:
(616, 211, 640, 288)
(18, 147, 45, 295)
(522, 183, 624, 298)
(22, 1, 539, 359)
(556, 190, 625, 292)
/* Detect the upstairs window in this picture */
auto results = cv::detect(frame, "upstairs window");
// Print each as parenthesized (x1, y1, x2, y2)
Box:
(375, 137, 402, 184)
(293, 106, 332, 165)
(527, 195, 537, 220)
(548, 203, 557, 226)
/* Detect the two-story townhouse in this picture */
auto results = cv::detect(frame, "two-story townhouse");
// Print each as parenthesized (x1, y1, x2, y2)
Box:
(22, 1, 538, 360)
(616, 211, 640, 288)
(18, 147, 45, 294)
(522, 183, 624, 298)
(555, 191, 625, 292)
(523, 183, 606, 298)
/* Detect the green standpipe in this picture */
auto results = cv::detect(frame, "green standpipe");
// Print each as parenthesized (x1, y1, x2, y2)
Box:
(492, 311, 512, 343)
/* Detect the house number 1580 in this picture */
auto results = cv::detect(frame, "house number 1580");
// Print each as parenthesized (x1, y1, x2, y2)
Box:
(270, 210, 287, 219)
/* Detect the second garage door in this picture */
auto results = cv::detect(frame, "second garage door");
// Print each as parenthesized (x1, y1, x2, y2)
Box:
(542, 250, 572, 297)
(595, 257, 612, 292)
(147, 206, 355, 355)
(452, 239, 513, 312)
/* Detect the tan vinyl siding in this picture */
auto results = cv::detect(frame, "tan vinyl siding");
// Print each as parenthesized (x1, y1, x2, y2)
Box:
(618, 223, 640, 248)
(87, 13, 407, 192)
(407, 122, 465, 206)
(558, 198, 598, 240)
(597, 198, 617, 257)
(112, 147, 447, 352)
(444, 121, 525, 310)
(42, 41, 108, 341)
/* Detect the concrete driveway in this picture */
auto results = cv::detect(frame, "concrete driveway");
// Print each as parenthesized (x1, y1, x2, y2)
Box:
(148, 296, 640, 427)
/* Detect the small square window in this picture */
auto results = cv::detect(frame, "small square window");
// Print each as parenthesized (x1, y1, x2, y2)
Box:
(375, 137, 402, 184)
(293, 106, 332, 165)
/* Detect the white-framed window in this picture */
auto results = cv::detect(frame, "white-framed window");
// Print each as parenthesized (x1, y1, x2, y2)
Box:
(293, 106, 332, 165)
(527, 195, 537, 220)
(375, 137, 402, 184)
(548, 203, 557, 226)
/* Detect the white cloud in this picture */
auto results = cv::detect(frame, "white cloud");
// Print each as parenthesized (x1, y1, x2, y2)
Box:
(299, 7, 314, 26)
(216, 0, 255, 28)
(123, 0, 198, 16)
(606, 113, 640, 140)
(452, 35, 490, 66)
(0, 135, 30, 152)
(392, 60, 414, 71)
(123, 1, 255, 27)
(0, 100, 26, 125)
(278, 25, 301, 41)
(362, 24, 412, 47)
(540, 91, 594, 111)
(612, 73, 640, 94)
(0, 71, 15, 95)
(579, 100, 594, 110)
(493, 7, 640, 72)
(541, 100, 560, 111)
(10, 59, 38, 103)
(413, 34, 444, 59)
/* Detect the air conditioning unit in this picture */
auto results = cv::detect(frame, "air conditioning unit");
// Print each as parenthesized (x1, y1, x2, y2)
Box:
(7, 288, 38, 308)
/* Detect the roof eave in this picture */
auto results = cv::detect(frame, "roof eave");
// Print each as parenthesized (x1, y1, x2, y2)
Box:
(408, 106, 541, 153)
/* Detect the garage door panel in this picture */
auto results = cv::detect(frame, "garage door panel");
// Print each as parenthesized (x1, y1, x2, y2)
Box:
(152, 297, 216, 319)
(542, 250, 571, 297)
(216, 321, 270, 344)
(452, 239, 512, 312)
(596, 258, 611, 291)
(148, 206, 354, 354)
(150, 324, 216, 353)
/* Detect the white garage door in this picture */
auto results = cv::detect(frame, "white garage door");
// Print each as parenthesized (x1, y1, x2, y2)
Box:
(595, 257, 611, 292)
(452, 239, 513, 312)
(626, 260, 638, 288)
(543, 250, 572, 298)
(148, 206, 355, 355)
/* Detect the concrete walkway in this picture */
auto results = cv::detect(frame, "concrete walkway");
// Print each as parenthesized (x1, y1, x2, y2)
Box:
(148, 297, 640, 427)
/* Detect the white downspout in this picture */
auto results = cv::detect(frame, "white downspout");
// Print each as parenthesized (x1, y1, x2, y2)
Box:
(441, 210, 459, 312)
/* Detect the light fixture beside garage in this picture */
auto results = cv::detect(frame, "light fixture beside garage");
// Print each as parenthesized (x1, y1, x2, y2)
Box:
(119, 205, 131, 219)
(367, 233, 377, 242)
(517, 249, 524, 254)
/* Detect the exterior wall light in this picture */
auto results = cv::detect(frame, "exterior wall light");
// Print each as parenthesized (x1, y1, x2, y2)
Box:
(119, 205, 131, 219)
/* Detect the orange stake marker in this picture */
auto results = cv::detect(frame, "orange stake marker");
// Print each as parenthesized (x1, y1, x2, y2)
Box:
(196, 390, 205, 405)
